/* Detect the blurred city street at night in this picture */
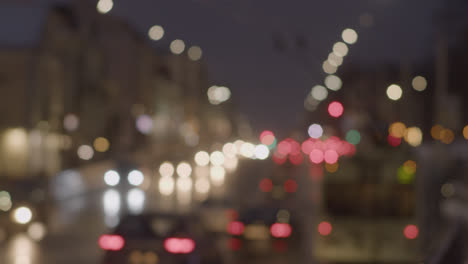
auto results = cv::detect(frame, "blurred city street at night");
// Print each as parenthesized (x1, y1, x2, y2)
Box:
(1, 0, 468, 263)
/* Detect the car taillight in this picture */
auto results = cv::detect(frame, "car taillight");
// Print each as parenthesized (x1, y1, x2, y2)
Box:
(164, 237, 195, 254)
(227, 221, 245, 236)
(270, 223, 292, 238)
(228, 238, 242, 251)
(99, 234, 125, 251)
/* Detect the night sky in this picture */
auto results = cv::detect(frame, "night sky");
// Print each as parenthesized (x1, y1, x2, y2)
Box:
(8, 0, 443, 136)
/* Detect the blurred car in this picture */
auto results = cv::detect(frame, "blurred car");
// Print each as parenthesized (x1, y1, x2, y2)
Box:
(226, 206, 301, 260)
(100, 212, 224, 264)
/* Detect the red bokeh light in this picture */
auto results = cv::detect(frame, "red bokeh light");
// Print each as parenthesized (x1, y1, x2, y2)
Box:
(164, 237, 196, 254)
(273, 240, 288, 252)
(270, 223, 292, 238)
(259, 178, 273, 192)
(403, 225, 419, 240)
(301, 139, 314, 154)
(324, 150, 339, 164)
(284, 179, 298, 193)
(387, 134, 402, 147)
(318, 221, 332, 236)
(227, 221, 245, 236)
(309, 149, 324, 164)
(289, 153, 303, 165)
(286, 139, 301, 155)
(277, 141, 291, 155)
(328, 101, 344, 118)
(98, 235, 125, 251)
(228, 238, 242, 251)
(310, 165, 323, 181)
(260, 130, 275, 146)
(225, 209, 239, 220)
(272, 151, 287, 165)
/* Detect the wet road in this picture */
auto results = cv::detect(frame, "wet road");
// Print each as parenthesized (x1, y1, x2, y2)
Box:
(0, 160, 318, 264)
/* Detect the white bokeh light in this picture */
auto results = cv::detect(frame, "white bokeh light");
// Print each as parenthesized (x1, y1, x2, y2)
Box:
(342, 28, 358, 44)
(13, 207, 32, 224)
(159, 176, 175, 196)
(210, 166, 226, 186)
(311, 85, 328, 101)
(324, 75, 342, 91)
(308, 124, 324, 139)
(159, 162, 174, 177)
(104, 170, 120, 186)
(386, 84, 403, 101)
(148, 25, 164, 41)
(254, 145, 270, 160)
(77, 145, 94, 160)
(170, 39, 185, 54)
(127, 170, 144, 186)
(177, 177, 193, 192)
(127, 188, 145, 214)
(97, 0, 113, 14)
(194, 151, 210, 166)
(27, 222, 46, 241)
(176, 162, 192, 178)
(239, 142, 255, 158)
(195, 178, 210, 194)
(210, 151, 225, 166)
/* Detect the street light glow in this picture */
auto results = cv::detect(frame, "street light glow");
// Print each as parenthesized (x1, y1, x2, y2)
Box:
(324, 75, 342, 91)
(311, 85, 328, 101)
(412, 76, 427, 92)
(12, 206, 32, 224)
(148, 25, 164, 41)
(342, 28, 358, 44)
(188, 46, 202, 61)
(170, 39, 185, 54)
(97, 0, 113, 14)
(386, 84, 403, 101)
(207, 85, 231, 105)
(333, 42, 349, 57)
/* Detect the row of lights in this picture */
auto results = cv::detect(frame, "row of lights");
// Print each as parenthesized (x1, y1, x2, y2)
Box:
(148, 25, 235, 105)
(388, 122, 468, 148)
(155, 139, 270, 197)
(97, 1, 203, 61)
(305, 28, 358, 111)
(147, 24, 202, 60)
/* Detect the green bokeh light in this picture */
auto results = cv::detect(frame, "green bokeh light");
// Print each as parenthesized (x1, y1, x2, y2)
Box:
(397, 166, 415, 184)
(346, 130, 361, 145)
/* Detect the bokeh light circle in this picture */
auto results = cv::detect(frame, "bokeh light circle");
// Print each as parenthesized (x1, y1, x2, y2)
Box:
(328, 101, 344, 118)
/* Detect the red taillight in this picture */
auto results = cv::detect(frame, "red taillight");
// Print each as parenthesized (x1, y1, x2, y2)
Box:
(164, 237, 195, 254)
(227, 221, 245, 236)
(318, 221, 332, 236)
(228, 238, 242, 251)
(98, 234, 125, 251)
(270, 223, 292, 238)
